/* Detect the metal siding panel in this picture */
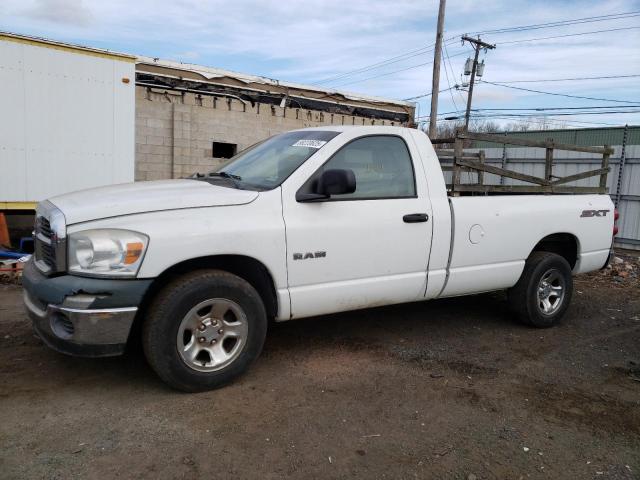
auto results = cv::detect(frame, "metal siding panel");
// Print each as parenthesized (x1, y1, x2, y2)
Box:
(2, 38, 134, 202)
(0, 40, 27, 200)
(607, 162, 620, 192)
(626, 144, 640, 158)
(471, 127, 634, 149)
(22, 43, 61, 200)
(483, 147, 503, 160)
(626, 127, 640, 145)
(112, 60, 136, 184)
(622, 162, 640, 196)
(617, 199, 639, 247)
(621, 147, 640, 196)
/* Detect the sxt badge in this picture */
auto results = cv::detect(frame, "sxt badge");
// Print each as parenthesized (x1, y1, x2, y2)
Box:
(580, 209, 610, 218)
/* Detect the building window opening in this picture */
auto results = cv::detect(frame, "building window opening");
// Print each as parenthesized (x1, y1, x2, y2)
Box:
(212, 141, 237, 159)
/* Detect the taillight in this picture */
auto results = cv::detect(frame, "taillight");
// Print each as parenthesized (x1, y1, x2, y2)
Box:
(613, 208, 619, 236)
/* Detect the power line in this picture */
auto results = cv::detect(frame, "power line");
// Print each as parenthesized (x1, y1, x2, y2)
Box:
(437, 110, 640, 118)
(489, 116, 621, 127)
(404, 86, 455, 101)
(330, 60, 431, 87)
(314, 36, 458, 85)
(444, 41, 467, 107)
(486, 74, 640, 84)
(313, 11, 639, 89)
(404, 75, 639, 102)
(330, 50, 467, 88)
(313, 45, 435, 85)
(440, 105, 640, 113)
(496, 25, 640, 45)
(438, 114, 622, 127)
(441, 115, 622, 127)
(417, 108, 640, 120)
(470, 11, 640, 35)
(433, 116, 586, 125)
(480, 80, 639, 104)
(431, 105, 640, 122)
(441, 49, 459, 112)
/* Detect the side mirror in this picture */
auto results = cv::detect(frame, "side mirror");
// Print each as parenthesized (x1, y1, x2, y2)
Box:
(317, 169, 356, 196)
(297, 169, 356, 202)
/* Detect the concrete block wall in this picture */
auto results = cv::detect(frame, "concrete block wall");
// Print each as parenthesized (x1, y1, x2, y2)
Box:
(135, 86, 405, 181)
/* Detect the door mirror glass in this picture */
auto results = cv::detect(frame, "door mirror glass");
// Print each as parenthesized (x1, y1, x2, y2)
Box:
(297, 168, 356, 202)
(316, 169, 356, 196)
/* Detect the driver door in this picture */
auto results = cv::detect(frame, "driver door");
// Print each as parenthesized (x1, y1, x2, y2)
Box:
(281, 132, 433, 319)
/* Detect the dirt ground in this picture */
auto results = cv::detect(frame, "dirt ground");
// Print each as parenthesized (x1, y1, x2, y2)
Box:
(1, 261, 639, 479)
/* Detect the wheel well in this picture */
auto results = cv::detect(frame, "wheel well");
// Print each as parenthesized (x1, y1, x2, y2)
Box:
(531, 233, 578, 269)
(137, 255, 278, 321)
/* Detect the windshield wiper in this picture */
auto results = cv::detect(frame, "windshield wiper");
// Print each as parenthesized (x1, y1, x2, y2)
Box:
(209, 171, 242, 181)
(204, 171, 244, 188)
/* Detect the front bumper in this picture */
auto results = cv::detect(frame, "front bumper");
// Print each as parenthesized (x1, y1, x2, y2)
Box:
(22, 260, 152, 357)
(24, 291, 136, 356)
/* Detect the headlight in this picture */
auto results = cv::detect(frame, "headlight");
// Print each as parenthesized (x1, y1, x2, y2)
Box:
(68, 229, 149, 277)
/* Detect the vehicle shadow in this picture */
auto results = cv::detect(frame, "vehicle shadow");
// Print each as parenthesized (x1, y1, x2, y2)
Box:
(264, 291, 517, 351)
(6, 290, 518, 394)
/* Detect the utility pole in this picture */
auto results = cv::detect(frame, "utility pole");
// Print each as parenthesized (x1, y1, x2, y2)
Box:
(428, 0, 447, 139)
(462, 35, 495, 131)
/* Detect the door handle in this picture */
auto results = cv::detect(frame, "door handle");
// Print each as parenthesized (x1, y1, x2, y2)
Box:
(403, 213, 429, 223)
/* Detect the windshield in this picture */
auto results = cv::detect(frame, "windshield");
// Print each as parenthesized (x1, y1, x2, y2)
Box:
(206, 130, 340, 190)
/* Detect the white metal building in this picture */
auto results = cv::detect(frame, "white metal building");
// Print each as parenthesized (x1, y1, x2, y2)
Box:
(0, 32, 136, 209)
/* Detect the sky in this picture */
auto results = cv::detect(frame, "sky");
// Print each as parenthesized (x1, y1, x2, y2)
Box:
(1, 0, 639, 129)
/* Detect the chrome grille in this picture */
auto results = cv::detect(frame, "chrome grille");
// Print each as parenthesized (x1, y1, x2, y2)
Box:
(39, 241, 55, 265)
(38, 217, 52, 238)
(34, 201, 66, 275)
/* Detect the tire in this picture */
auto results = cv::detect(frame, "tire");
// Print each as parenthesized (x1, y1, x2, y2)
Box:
(507, 251, 573, 328)
(142, 269, 267, 392)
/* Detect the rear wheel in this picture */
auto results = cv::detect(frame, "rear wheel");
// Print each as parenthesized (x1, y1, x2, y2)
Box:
(508, 251, 573, 328)
(142, 270, 267, 392)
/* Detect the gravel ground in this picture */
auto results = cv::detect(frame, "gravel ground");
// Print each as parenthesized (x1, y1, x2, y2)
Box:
(0, 262, 639, 479)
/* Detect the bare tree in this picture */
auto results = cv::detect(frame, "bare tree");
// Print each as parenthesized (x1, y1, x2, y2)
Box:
(430, 119, 503, 146)
(428, 117, 567, 143)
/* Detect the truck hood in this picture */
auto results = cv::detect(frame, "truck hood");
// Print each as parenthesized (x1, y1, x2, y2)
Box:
(49, 180, 259, 225)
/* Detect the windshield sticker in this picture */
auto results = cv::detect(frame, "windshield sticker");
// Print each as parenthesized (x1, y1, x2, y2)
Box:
(292, 139, 327, 149)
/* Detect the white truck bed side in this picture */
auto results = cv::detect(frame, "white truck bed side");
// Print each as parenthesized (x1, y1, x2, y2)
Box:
(441, 194, 613, 297)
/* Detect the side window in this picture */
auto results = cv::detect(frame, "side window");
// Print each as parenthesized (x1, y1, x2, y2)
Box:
(319, 136, 416, 199)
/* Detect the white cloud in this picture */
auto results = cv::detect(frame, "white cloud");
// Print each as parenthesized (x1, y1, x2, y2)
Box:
(20, 0, 93, 26)
(1, 0, 639, 126)
(173, 50, 200, 61)
(472, 90, 515, 103)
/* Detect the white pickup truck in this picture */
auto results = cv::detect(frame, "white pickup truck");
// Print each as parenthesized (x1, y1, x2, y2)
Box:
(23, 126, 616, 391)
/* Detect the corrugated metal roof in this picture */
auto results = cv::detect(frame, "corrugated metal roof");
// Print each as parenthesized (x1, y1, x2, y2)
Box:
(2, 30, 413, 112)
(471, 125, 640, 148)
(136, 56, 413, 108)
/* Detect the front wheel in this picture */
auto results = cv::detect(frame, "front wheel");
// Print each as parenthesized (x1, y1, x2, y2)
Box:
(508, 251, 573, 328)
(142, 270, 267, 392)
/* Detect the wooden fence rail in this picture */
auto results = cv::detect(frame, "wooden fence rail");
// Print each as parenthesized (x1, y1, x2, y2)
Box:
(434, 129, 613, 195)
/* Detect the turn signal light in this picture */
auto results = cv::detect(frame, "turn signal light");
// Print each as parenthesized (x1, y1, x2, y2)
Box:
(124, 242, 144, 264)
